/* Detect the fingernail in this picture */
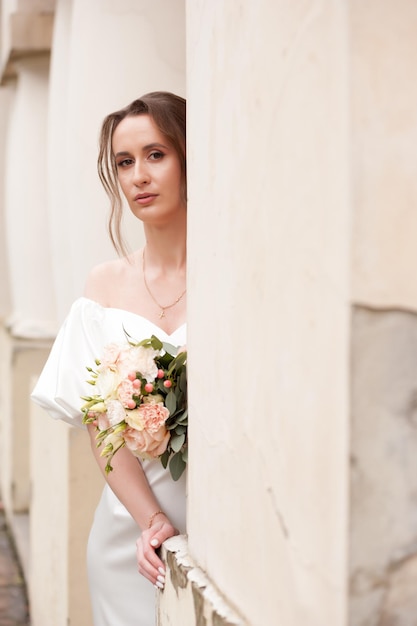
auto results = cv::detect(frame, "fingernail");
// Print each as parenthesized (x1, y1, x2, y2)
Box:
(156, 580, 164, 589)
(154, 584, 159, 590)
(157, 574, 165, 583)
(158, 567, 166, 575)
(150, 539, 158, 547)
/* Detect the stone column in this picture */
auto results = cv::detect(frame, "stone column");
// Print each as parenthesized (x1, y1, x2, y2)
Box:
(0, 84, 13, 322)
(0, 0, 56, 601)
(349, 1, 417, 623)
(3, 56, 55, 337)
(0, 56, 54, 526)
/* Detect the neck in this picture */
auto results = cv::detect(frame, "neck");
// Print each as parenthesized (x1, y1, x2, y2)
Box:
(142, 219, 187, 272)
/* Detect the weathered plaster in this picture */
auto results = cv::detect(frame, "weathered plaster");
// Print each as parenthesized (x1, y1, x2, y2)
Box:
(350, 307, 417, 625)
(158, 536, 248, 626)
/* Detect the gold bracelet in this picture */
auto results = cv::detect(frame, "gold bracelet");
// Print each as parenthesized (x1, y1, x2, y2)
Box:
(148, 510, 164, 529)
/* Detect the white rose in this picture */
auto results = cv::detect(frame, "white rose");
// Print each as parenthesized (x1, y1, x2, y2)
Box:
(118, 346, 160, 382)
(106, 399, 127, 427)
(95, 367, 120, 399)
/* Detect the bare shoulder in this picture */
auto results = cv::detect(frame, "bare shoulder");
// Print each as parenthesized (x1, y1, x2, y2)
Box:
(83, 254, 138, 306)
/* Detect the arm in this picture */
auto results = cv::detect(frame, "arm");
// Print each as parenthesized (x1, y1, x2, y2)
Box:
(84, 265, 176, 586)
(87, 423, 176, 586)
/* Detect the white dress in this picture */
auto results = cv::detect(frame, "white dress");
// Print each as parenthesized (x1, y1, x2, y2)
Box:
(31, 297, 187, 626)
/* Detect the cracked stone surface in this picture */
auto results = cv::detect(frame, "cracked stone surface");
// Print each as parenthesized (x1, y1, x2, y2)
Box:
(350, 308, 417, 625)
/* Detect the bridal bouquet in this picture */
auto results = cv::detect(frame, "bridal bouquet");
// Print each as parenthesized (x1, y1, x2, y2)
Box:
(80, 334, 187, 481)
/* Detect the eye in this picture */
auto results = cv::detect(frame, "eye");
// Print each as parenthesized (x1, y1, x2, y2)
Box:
(148, 150, 164, 161)
(116, 157, 134, 168)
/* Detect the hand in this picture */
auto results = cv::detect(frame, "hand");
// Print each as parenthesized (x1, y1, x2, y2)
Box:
(136, 517, 178, 589)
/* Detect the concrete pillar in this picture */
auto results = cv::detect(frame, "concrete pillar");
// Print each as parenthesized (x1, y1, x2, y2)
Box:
(0, 84, 13, 321)
(349, 1, 417, 623)
(179, 1, 350, 625)
(0, 54, 54, 524)
(30, 398, 102, 626)
(3, 56, 56, 337)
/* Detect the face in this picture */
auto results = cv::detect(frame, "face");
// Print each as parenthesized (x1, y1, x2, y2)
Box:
(112, 114, 184, 224)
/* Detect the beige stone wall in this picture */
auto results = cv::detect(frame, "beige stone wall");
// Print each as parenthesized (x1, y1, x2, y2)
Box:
(186, 1, 350, 625)
(349, 2, 417, 624)
(351, 0, 417, 311)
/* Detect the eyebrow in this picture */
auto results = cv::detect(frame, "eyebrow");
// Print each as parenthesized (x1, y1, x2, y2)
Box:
(114, 142, 169, 158)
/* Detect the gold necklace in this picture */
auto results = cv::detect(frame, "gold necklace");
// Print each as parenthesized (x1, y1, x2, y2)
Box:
(142, 249, 187, 319)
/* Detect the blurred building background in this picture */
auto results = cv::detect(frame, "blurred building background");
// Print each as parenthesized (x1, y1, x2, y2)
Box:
(0, 1, 416, 625)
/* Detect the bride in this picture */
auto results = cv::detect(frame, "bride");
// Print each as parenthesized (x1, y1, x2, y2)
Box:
(32, 91, 187, 625)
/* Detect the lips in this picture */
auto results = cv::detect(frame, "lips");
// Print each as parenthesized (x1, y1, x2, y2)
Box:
(134, 193, 158, 205)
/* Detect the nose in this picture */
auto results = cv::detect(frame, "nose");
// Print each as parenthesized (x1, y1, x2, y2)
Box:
(132, 159, 150, 186)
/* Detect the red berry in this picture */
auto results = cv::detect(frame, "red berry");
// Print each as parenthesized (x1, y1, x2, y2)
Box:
(157, 369, 165, 379)
(144, 383, 154, 393)
(163, 380, 172, 388)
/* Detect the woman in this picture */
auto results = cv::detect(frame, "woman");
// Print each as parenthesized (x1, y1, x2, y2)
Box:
(31, 91, 187, 625)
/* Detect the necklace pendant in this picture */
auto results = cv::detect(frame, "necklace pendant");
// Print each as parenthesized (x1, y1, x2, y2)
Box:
(159, 310, 165, 319)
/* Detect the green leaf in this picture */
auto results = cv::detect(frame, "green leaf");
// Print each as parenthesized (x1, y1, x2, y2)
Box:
(149, 335, 163, 350)
(123, 325, 139, 344)
(170, 433, 185, 452)
(182, 446, 188, 463)
(179, 370, 187, 392)
(165, 390, 177, 415)
(162, 341, 177, 356)
(157, 379, 168, 394)
(175, 425, 187, 435)
(176, 409, 188, 424)
(169, 452, 186, 481)
(168, 352, 187, 376)
(160, 449, 169, 469)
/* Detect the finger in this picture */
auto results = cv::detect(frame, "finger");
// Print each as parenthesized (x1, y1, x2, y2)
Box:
(136, 538, 166, 586)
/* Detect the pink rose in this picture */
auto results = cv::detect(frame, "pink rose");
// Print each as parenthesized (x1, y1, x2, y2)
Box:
(117, 379, 138, 408)
(138, 401, 170, 433)
(123, 425, 169, 460)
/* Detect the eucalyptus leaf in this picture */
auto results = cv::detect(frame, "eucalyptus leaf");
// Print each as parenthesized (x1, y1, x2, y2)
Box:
(162, 341, 177, 355)
(166, 390, 177, 415)
(170, 433, 185, 452)
(182, 446, 188, 463)
(175, 425, 187, 435)
(177, 409, 188, 423)
(160, 449, 169, 469)
(169, 452, 186, 481)
(179, 370, 187, 392)
(157, 379, 167, 393)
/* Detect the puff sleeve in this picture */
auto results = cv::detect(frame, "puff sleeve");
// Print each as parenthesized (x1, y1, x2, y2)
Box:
(31, 298, 106, 429)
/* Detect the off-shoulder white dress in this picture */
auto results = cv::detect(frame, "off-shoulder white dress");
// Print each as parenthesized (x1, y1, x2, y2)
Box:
(31, 297, 187, 626)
